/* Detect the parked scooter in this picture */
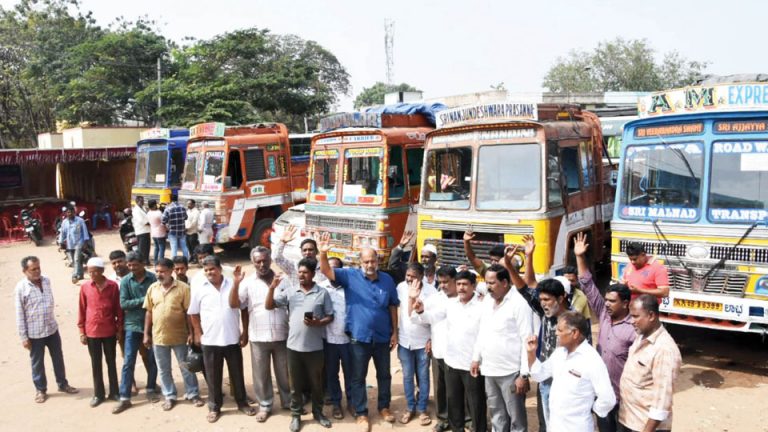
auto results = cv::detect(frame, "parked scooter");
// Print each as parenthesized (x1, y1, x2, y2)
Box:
(16, 204, 43, 246)
(119, 207, 138, 252)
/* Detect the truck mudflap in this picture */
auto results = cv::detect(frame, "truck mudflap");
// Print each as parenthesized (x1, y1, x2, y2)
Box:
(660, 290, 768, 332)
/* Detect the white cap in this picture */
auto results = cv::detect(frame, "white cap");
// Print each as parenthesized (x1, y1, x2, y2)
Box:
(86, 257, 105, 268)
(422, 244, 438, 257)
(554, 276, 572, 295)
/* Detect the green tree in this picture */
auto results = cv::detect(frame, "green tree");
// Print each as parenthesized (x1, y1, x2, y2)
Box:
(543, 38, 708, 93)
(353, 82, 420, 109)
(150, 29, 350, 129)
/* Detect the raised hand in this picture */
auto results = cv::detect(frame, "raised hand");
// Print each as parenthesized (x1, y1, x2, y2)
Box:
(317, 232, 331, 253)
(463, 230, 475, 242)
(504, 245, 520, 263)
(408, 278, 423, 299)
(525, 334, 538, 353)
(269, 273, 283, 289)
(398, 230, 415, 248)
(523, 234, 536, 256)
(233, 265, 245, 284)
(573, 232, 589, 257)
(281, 224, 298, 244)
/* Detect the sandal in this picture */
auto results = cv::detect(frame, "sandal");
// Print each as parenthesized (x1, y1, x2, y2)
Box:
(399, 410, 414, 424)
(206, 411, 221, 423)
(34, 391, 48, 403)
(255, 410, 269, 422)
(419, 412, 432, 426)
(162, 399, 175, 411)
(238, 405, 257, 416)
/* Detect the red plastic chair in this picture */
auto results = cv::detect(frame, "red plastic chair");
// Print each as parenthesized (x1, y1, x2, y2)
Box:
(0, 216, 24, 241)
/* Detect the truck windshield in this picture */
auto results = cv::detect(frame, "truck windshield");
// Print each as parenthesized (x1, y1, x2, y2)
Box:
(477, 144, 541, 210)
(619, 142, 703, 220)
(182, 152, 199, 187)
(424, 147, 472, 209)
(203, 150, 225, 185)
(342, 147, 383, 204)
(135, 151, 148, 185)
(147, 149, 168, 185)
(311, 149, 338, 197)
(709, 141, 768, 223)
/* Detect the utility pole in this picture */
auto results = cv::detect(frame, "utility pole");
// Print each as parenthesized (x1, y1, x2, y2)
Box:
(156, 57, 162, 127)
(384, 19, 395, 85)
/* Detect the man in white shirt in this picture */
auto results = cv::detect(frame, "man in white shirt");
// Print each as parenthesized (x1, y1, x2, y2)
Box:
(412, 270, 487, 432)
(397, 263, 436, 425)
(321, 257, 351, 420)
(197, 202, 214, 245)
(185, 200, 200, 263)
(188, 256, 256, 423)
(132, 196, 151, 265)
(527, 311, 616, 432)
(228, 246, 291, 422)
(470, 264, 533, 432)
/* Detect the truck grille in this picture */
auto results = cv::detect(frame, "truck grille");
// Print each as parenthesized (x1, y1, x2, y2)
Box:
(306, 214, 377, 232)
(710, 246, 768, 264)
(425, 238, 503, 267)
(668, 267, 749, 297)
(619, 239, 687, 256)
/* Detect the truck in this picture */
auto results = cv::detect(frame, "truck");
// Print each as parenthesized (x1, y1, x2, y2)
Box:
(178, 122, 308, 250)
(612, 79, 768, 333)
(304, 110, 434, 266)
(131, 128, 189, 204)
(417, 102, 615, 276)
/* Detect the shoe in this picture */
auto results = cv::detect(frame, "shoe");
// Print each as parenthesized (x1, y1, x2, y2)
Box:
(400, 410, 414, 424)
(332, 405, 344, 420)
(189, 396, 205, 407)
(90, 396, 104, 408)
(432, 420, 449, 432)
(314, 413, 332, 428)
(111, 400, 132, 414)
(71, 276, 79, 284)
(107, 393, 120, 402)
(380, 408, 395, 423)
(34, 390, 48, 403)
(58, 385, 79, 394)
(356, 415, 370, 432)
(146, 391, 160, 403)
(206, 411, 221, 423)
(162, 399, 175, 411)
(289, 416, 302, 432)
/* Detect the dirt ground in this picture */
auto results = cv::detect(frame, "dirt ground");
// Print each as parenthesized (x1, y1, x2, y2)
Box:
(2, 231, 768, 431)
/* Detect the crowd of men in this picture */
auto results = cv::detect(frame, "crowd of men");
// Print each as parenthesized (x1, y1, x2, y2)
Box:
(15, 226, 682, 432)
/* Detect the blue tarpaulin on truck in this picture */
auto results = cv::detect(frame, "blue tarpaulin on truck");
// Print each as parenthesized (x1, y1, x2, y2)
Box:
(365, 102, 447, 126)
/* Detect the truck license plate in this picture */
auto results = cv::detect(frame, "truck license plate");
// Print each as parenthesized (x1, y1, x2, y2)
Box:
(673, 298, 723, 312)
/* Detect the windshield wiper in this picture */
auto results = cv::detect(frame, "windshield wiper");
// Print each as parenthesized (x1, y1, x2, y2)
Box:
(699, 221, 760, 281)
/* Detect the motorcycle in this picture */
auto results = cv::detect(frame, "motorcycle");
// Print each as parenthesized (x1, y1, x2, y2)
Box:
(119, 207, 138, 252)
(16, 204, 43, 246)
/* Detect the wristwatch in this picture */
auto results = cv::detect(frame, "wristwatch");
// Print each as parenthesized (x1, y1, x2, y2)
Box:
(520, 373, 530, 380)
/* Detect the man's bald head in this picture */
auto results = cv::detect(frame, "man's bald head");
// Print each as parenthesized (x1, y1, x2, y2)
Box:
(359, 247, 379, 279)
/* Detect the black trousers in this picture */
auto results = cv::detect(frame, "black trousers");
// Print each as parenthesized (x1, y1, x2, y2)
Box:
(432, 357, 448, 423)
(202, 344, 247, 412)
(137, 233, 151, 265)
(597, 404, 620, 432)
(87, 336, 118, 399)
(186, 233, 199, 260)
(288, 349, 325, 417)
(445, 365, 487, 432)
(617, 423, 670, 432)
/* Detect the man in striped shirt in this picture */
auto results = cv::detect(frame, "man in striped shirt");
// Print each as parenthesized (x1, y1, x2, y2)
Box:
(15, 256, 79, 403)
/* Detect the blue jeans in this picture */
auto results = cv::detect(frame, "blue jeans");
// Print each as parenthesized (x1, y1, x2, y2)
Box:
(324, 341, 352, 407)
(349, 340, 391, 416)
(67, 243, 84, 279)
(119, 330, 157, 400)
(167, 233, 189, 259)
(92, 212, 112, 230)
(397, 345, 430, 412)
(29, 331, 69, 392)
(538, 378, 552, 428)
(152, 237, 166, 263)
(154, 344, 199, 400)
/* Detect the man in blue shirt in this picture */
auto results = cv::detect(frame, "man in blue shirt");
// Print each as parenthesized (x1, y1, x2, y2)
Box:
(58, 206, 90, 284)
(318, 233, 399, 432)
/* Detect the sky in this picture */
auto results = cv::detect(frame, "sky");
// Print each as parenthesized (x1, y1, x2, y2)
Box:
(2, 0, 766, 110)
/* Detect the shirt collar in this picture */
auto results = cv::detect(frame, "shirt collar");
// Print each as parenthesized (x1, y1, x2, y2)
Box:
(642, 325, 666, 344)
(360, 268, 379, 282)
(203, 276, 231, 290)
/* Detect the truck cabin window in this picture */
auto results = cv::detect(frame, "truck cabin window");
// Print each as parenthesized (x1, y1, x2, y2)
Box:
(709, 141, 768, 223)
(148, 150, 168, 185)
(342, 148, 383, 203)
(476, 144, 541, 210)
(311, 150, 339, 195)
(620, 142, 703, 210)
(424, 147, 472, 209)
(183, 152, 199, 185)
(388, 146, 405, 200)
(203, 151, 225, 185)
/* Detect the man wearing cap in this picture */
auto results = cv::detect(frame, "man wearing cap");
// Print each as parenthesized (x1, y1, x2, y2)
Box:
(78, 257, 123, 407)
(16, 256, 79, 403)
(114, 252, 159, 414)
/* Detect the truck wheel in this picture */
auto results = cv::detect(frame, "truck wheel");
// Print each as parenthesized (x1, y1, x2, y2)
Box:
(220, 241, 245, 251)
(249, 219, 275, 249)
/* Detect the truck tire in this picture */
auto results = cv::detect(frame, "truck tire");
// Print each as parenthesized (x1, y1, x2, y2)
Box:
(249, 218, 275, 250)
(220, 241, 245, 251)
